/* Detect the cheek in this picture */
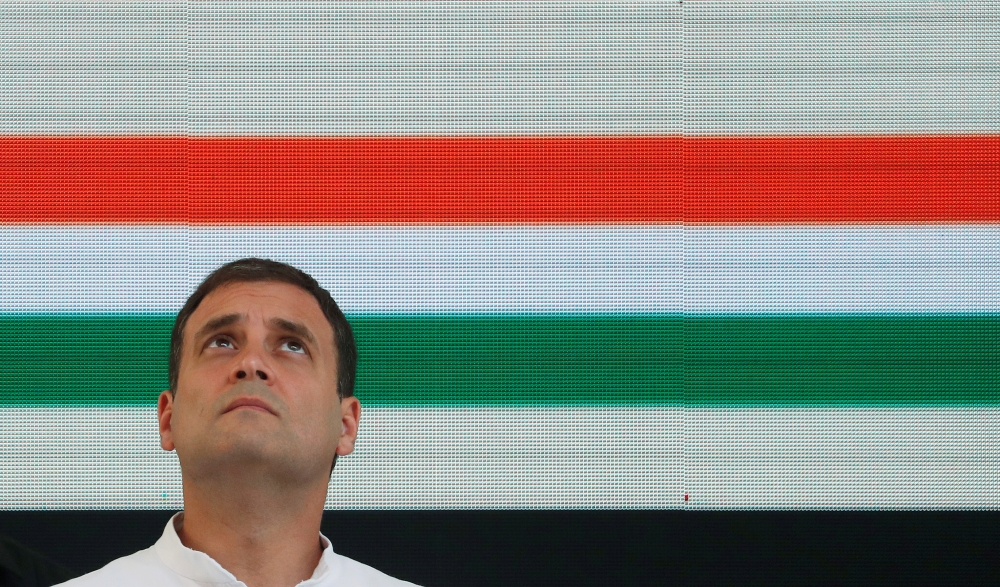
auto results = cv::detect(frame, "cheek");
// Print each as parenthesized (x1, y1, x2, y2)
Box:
(288, 394, 338, 430)
(187, 356, 233, 381)
(330, 406, 343, 437)
(169, 392, 214, 439)
(313, 404, 343, 443)
(170, 398, 198, 433)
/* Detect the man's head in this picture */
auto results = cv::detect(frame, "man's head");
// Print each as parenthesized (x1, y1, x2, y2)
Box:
(168, 258, 356, 401)
(158, 258, 361, 485)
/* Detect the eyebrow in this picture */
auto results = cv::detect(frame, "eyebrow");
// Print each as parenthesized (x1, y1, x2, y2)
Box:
(268, 317, 317, 346)
(193, 313, 317, 347)
(194, 313, 245, 342)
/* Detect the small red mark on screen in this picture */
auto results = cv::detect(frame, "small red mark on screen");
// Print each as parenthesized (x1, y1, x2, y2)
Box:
(684, 493, 689, 501)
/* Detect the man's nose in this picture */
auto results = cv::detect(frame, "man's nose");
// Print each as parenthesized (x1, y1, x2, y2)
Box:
(231, 349, 273, 382)
(235, 368, 268, 381)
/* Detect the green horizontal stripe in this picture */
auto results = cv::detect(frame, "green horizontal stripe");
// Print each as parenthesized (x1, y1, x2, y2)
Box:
(1, 315, 997, 406)
(686, 315, 998, 407)
(1, 314, 676, 407)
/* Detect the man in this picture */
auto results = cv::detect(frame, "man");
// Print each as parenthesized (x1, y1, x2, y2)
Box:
(59, 258, 419, 587)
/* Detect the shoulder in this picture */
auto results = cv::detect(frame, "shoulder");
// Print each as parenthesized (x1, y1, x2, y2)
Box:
(53, 546, 176, 587)
(333, 553, 422, 587)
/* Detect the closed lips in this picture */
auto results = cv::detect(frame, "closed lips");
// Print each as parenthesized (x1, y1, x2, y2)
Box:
(224, 397, 276, 415)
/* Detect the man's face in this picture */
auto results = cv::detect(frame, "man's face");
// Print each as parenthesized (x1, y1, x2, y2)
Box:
(157, 281, 360, 487)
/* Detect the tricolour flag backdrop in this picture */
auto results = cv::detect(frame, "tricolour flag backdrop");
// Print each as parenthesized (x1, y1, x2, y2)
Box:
(1, 2, 997, 510)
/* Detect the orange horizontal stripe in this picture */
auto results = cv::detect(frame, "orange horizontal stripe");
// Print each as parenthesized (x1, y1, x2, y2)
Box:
(1, 136, 995, 223)
(685, 135, 999, 224)
(1, 137, 674, 223)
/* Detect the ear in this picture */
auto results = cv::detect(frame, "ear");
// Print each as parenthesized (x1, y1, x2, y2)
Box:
(158, 390, 176, 451)
(336, 396, 361, 456)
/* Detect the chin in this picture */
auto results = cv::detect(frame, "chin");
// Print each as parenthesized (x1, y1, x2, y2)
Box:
(220, 433, 282, 455)
(179, 431, 321, 478)
(185, 432, 275, 462)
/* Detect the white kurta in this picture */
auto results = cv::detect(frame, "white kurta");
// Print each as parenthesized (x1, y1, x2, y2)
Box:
(55, 512, 420, 586)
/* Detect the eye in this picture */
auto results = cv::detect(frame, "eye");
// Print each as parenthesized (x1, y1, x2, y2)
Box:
(281, 339, 306, 354)
(207, 336, 234, 349)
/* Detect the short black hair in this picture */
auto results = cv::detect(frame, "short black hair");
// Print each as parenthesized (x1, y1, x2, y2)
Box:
(168, 258, 356, 401)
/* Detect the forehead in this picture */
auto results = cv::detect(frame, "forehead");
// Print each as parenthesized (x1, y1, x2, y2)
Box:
(188, 281, 333, 341)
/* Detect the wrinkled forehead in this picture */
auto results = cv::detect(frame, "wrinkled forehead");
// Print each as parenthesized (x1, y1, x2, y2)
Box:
(187, 281, 334, 347)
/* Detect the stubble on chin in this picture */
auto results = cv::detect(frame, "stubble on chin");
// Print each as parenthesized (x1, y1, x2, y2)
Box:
(174, 381, 280, 477)
(172, 382, 337, 489)
(177, 417, 304, 487)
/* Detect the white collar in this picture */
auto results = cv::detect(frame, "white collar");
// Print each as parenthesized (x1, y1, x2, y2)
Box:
(154, 511, 339, 585)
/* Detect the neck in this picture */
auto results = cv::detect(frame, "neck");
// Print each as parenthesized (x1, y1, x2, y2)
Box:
(177, 476, 328, 587)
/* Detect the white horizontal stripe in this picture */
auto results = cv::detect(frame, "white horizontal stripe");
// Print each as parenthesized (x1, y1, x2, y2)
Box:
(0, 225, 676, 313)
(0, 1, 671, 135)
(684, 225, 1000, 314)
(684, 1, 998, 135)
(2, 2, 997, 134)
(0, 407, 681, 510)
(3, 225, 1000, 313)
(685, 408, 999, 510)
(2, 407, 995, 510)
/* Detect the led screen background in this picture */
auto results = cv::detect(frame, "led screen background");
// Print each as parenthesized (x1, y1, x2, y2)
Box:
(1, 2, 997, 514)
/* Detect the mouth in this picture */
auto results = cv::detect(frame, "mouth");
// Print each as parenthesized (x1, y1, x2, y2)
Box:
(223, 397, 277, 416)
